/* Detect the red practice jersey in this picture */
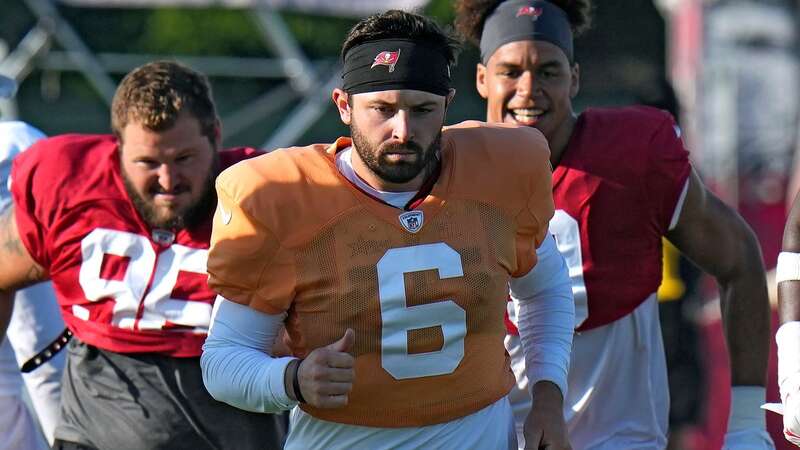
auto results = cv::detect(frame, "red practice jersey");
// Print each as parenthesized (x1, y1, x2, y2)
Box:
(507, 106, 690, 333)
(11, 134, 259, 356)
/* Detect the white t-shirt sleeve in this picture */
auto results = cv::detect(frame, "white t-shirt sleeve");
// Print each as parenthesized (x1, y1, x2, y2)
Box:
(0, 121, 46, 213)
(200, 297, 299, 413)
(509, 232, 574, 396)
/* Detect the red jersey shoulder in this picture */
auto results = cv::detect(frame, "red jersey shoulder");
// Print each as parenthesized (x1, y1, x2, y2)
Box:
(14, 134, 117, 184)
(12, 134, 120, 224)
(218, 146, 263, 170)
(570, 106, 687, 180)
(582, 105, 674, 128)
(578, 106, 683, 154)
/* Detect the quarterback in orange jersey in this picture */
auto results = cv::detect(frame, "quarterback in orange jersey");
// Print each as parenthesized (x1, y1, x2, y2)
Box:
(202, 10, 575, 450)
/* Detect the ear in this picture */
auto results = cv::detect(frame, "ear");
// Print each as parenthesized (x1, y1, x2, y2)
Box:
(213, 118, 223, 149)
(444, 88, 457, 111)
(332, 88, 352, 125)
(476, 63, 489, 99)
(570, 63, 580, 99)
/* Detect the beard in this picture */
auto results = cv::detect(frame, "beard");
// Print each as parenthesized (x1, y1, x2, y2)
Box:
(350, 118, 442, 185)
(121, 155, 219, 231)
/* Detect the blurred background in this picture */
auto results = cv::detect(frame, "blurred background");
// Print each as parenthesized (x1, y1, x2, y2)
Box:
(2, 0, 799, 448)
(1, 0, 673, 148)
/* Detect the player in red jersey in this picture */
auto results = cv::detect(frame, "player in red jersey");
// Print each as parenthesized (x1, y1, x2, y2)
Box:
(0, 61, 286, 450)
(456, 1, 773, 449)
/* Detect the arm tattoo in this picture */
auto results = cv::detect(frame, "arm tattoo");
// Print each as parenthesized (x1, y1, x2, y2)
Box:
(0, 207, 25, 257)
(0, 207, 45, 284)
(25, 264, 45, 281)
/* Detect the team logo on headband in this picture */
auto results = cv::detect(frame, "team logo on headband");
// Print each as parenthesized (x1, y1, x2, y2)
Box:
(516, 6, 543, 19)
(371, 49, 401, 72)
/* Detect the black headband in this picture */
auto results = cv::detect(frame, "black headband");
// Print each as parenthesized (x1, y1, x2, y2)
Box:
(480, 0, 573, 64)
(342, 39, 451, 96)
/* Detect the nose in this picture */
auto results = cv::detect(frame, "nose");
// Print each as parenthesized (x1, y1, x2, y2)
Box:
(516, 71, 536, 98)
(391, 109, 411, 143)
(156, 163, 177, 192)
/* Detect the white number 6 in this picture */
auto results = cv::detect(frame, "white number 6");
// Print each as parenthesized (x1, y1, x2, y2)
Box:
(377, 243, 466, 380)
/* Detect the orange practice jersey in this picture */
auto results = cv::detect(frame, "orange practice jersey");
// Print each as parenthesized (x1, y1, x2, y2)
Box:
(207, 121, 554, 427)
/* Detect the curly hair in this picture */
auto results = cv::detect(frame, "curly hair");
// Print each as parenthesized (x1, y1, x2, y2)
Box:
(341, 9, 460, 66)
(454, 0, 592, 46)
(111, 60, 218, 144)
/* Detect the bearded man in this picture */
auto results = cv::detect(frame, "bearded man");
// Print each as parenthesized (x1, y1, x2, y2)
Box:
(0, 61, 286, 450)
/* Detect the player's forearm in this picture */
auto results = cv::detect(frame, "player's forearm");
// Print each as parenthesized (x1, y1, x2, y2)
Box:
(778, 198, 800, 324)
(201, 337, 297, 413)
(517, 298, 574, 396)
(778, 222, 800, 323)
(719, 239, 770, 387)
(200, 298, 298, 413)
(779, 282, 800, 324)
(511, 234, 575, 395)
(0, 289, 15, 344)
(706, 198, 776, 450)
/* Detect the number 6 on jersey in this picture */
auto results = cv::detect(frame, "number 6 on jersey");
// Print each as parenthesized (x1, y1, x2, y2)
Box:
(377, 243, 466, 380)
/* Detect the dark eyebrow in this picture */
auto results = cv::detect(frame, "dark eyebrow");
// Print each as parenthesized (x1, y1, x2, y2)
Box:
(537, 60, 562, 70)
(366, 100, 395, 107)
(494, 62, 522, 70)
(411, 101, 438, 108)
(494, 60, 563, 71)
(366, 100, 438, 108)
(175, 147, 199, 155)
(131, 147, 198, 162)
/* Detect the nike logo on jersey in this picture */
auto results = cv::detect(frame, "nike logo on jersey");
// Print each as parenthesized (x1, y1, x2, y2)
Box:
(219, 204, 232, 225)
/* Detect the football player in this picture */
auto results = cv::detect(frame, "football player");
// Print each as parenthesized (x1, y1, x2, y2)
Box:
(455, 1, 774, 449)
(776, 195, 800, 446)
(0, 74, 63, 449)
(202, 9, 575, 450)
(0, 62, 286, 450)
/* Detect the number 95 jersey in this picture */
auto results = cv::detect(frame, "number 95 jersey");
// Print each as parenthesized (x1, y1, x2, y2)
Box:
(208, 121, 554, 427)
(11, 134, 260, 356)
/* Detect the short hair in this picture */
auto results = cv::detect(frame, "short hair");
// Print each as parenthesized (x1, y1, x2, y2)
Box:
(341, 9, 460, 67)
(455, 0, 592, 46)
(111, 61, 218, 143)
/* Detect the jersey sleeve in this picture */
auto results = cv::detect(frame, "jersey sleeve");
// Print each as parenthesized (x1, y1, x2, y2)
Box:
(9, 138, 54, 268)
(645, 114, 691, 233)
(207, 163, 297, 315)
(0, 122, 45, 214)
(513, 128, 555, 277)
